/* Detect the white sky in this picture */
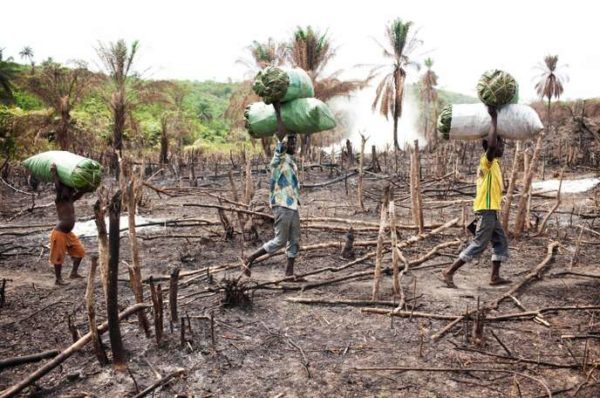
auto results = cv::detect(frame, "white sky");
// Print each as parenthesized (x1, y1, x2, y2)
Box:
(2, 0, 597, 102)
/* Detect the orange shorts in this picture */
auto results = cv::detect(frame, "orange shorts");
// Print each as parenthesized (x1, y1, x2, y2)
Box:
(49, 229, 86, 265)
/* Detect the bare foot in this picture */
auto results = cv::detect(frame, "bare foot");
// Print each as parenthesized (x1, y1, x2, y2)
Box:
(441, 270, 457, 288)
(490, 277, 512, 286)
(69, 273, 83, 279)
(55, 278, 68, 286)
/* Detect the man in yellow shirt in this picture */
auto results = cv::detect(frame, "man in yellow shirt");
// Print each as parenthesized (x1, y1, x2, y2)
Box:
(442, 107, 511, 288)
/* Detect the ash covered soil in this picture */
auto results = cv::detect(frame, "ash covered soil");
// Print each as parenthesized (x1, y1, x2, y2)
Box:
(1, 150, 599, 397)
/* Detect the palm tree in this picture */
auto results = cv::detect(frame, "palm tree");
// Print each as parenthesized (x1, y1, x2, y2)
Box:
(238, 38, 286, 76)
(27, 60, 94, 150)
(372, 18, 421, 149)
(19, 46, 34, 74)
(288, 26, 369, 153)
(288, 26, 368, 102)
(535, 55, 568, 131)
(0, 57, 17, 105)
(419, 57, 438, 147)
(96, 39, 140, 174)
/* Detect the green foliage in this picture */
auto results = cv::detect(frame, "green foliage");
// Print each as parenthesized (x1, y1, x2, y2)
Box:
(0, 106, 17, 156)
(13, 88, 44, 110)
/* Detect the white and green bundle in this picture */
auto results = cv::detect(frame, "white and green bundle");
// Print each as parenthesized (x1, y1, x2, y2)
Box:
(437, 104, 543, 141)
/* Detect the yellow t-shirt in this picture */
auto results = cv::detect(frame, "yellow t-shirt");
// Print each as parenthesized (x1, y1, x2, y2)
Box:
(473, 154, 503, 211)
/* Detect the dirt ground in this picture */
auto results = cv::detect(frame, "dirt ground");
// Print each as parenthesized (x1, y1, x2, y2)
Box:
(1, 146, 599, 397)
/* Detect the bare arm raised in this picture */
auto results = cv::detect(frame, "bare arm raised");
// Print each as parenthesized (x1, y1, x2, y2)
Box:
(486, 106, 499, 162)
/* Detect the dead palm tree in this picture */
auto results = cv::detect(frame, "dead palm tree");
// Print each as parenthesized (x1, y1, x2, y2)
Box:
(372, 18, 421, 149)
(19, 46, 34, 74)
(535, 55, 568, 131)
(27, 60, 95, 150)
(420, 57, 438, 147)
(96, 39, 140, 174)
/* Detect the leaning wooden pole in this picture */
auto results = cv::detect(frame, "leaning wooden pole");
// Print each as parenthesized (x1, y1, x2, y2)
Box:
(169, 267, 180, 325)
(372, 186, 390, 300)
(536, 168, 564, 235)
(501, 142, 521, 231)
(107, 190, 127, 371)
(127, 179, 151, 337)
(389, 197, 400, 296)
(86, 256, 108, 366)
(358, 134, 367, 211)
(514, 133, 544, 238)
(413, 140, 425, 234)
(94, 195, 109, 299)
(0, 303, 150, 398)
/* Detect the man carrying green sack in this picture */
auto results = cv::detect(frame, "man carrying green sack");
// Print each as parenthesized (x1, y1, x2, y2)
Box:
(22, 151, 102, 191)
(49, 163, 90, 286)
(242, 102, 301, 278)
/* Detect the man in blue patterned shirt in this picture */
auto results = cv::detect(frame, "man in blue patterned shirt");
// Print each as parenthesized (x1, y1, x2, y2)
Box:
(243, 133, 301, 277)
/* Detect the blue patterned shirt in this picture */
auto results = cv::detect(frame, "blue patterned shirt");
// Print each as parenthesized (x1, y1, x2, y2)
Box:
(269, 141, 300, 210)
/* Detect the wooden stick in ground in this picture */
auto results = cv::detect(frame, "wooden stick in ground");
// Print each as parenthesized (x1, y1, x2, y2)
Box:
(149, 278, 162, 345)
(490, 241, 560, 309)
(244, 154, 254, 204)
(94, 195, 109, 298)
(86, 256, 108, 366)
(536, 168, 564, 236)
(0, 350, 60, 371)
(502, 142, 521, 230)
(569, 226, 584, 270)
(358, 133, 367, 211)
(0, 303, 150, 398)
(169, 268, 180, 325)
(409, 148, 418, 228)
(107, 190, 127, 371)
(413, 140, 425, 234)
(132, 369, 185, 398)
(228, 169, 246, 235)
(127, 179, 151, 337)
(372, 186, 390, 300)
(514, 133, 544, 238)
(389, 197, 400, 295)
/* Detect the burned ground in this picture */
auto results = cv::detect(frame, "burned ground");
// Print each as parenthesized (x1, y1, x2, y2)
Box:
(1, 145, 599, 397)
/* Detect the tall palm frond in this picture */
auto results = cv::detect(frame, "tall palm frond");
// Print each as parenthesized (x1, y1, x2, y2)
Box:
(371, 18, 421, 149)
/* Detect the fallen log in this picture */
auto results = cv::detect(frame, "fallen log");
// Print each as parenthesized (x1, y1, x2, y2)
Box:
(285, 297, 420, 307)
(353, 366, 552, 397)
(132, 369, 185, 398)
(0, 350, 59, 371)
(552, 271, 600, 279)
(489, 241, 560, 309)
(302, 170, 359, 188)
(0, 303, 151, 398)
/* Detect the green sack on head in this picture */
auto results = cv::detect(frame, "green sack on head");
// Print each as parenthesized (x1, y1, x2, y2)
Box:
(252, 66, 314, 104)
(22, 151, 103, 191)
(476, 70, 519, 107)
(245, 98, 337, 138)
